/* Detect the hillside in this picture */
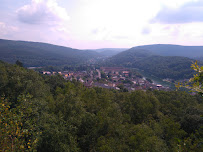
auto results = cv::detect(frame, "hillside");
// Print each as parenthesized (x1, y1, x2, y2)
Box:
(1, 61, 202, 151)
(105, 48, 153, 65)
(134, 44, 203, 58)
(105, 48, 198, 80)
(0, 39, 101, 67)
(90, 48, 128, 57)
(132, 56, 195, 80)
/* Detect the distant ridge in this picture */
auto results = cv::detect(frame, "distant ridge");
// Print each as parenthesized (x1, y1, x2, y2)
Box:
(0, 39, 101, 67)
(87, 48, 128, 57)
(133, 44, 203, 58)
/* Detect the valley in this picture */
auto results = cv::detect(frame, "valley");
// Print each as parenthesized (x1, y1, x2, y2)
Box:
(41, 67, 170, 92)
(1, 39, 202, 91)
(1, 1, 203, 151)
(0, 39, 202, 151)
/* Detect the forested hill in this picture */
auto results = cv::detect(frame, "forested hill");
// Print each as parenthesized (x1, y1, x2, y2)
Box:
(133, 44, 203, 58)
(105, 48, 200, 80)
(0, 61, 202, 151)
(89, 48, 128, 57)
(0, 39, 101, 67)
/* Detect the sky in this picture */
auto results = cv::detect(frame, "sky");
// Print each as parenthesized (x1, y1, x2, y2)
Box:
(0, 0, 203, 49)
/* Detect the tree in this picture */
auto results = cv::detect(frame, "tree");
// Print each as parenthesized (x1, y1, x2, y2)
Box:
(0, 96, 39, 152)
(16, 60, 23, 67)
(189, 61, 203, 94)
(176, 61, 203, 95)
(101, 71, 107, 79)
(146, 78, 153, 83)
(175, 61, 203, 151)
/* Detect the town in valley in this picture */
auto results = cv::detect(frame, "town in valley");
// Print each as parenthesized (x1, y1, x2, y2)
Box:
(41, 67, 170, 91)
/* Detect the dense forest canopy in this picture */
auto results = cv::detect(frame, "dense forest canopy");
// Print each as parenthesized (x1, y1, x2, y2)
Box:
(0, 61, 202, 151)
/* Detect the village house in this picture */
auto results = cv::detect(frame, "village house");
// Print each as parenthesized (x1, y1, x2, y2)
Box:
(108, 82, 116, 87)
(122, 71, 130, 77)
(42, 71, 51, 75)
(100, 67, 127, 75)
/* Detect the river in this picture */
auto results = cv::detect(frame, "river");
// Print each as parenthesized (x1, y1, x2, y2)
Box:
(133, 68, 176, 89)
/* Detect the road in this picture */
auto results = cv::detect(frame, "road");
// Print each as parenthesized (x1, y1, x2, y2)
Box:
(96, 69, 101, 79)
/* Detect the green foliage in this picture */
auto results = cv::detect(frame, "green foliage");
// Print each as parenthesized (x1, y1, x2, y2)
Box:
(16, 60, 23, 67)
(0, 62, 49, 103)
(101, 71, 107, 79)
(176, 61, 203, 95)
(0, 61, 202, 151)
(0, 96, 39, 151)
(188, 61, 203, 94)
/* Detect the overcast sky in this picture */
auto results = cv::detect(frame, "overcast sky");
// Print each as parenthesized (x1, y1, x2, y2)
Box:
(0, 0, 203, 49)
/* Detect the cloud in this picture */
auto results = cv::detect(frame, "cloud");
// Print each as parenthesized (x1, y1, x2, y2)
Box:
(153, 0, 203, 24)
(16, 0, 69, 25)
(0, 22, 18, 36)
(142, 27, 151, 35)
